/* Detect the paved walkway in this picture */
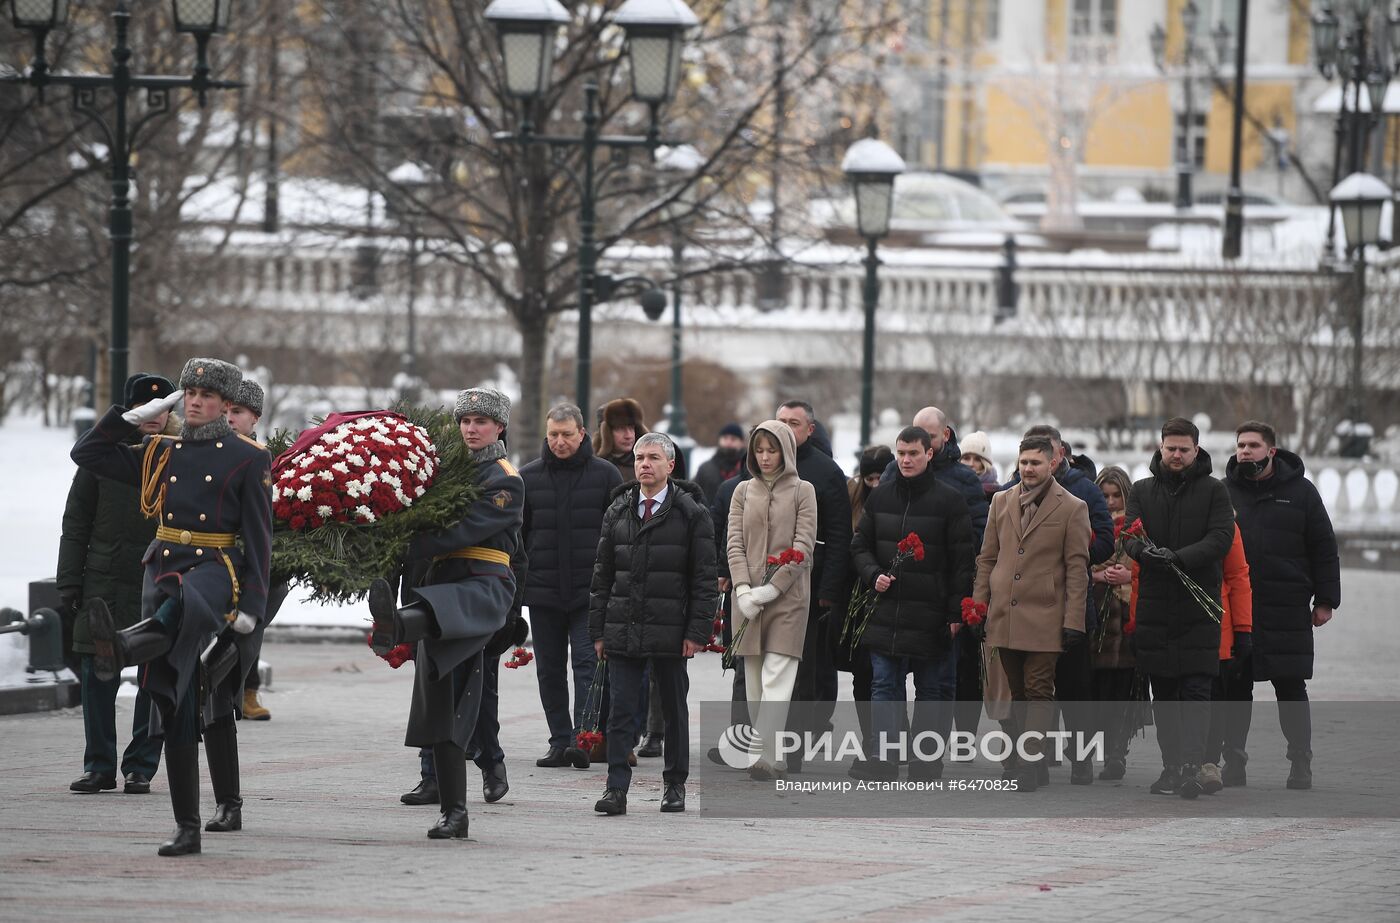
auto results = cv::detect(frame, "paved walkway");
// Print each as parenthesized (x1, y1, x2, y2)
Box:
(3, 570, 1399, 921)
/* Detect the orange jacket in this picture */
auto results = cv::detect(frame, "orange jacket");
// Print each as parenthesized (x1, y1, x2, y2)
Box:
(1218, 523, 1252, 660)
(1128, 523, 1249, 661)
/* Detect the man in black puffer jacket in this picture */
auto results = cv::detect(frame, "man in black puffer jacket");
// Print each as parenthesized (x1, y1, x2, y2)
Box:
(1123, 417, 1235, 800)
(1223, 420, 1340, 791)
(519, 403, 622, 771)
(880, 407, 991, 754)
(589, 433, 717, 816)
(852, 426, 976, 781)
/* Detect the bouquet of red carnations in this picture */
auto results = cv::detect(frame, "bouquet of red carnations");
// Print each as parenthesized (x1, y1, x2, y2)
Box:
(723, 547, 805, 670)
(1118, 518, 1222, 624)
(842, 532, 925, 648)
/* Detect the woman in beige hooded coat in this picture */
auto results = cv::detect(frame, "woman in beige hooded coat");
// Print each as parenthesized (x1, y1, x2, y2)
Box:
(726, 421, 817, 779)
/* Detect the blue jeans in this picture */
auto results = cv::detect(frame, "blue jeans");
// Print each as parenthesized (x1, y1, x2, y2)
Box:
(530, 605, 596, 749)
(869, 646, 957, 760)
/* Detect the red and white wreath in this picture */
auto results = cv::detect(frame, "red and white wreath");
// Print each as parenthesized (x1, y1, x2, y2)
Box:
(272, 413, 438, 531)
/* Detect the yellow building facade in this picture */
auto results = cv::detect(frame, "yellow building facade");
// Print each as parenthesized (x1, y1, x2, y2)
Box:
(896, 0, 1342, 200)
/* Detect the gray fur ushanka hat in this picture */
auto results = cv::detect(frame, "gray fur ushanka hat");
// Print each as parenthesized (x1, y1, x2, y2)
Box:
(454, 387, 511, 427)
(178, 358, 242, 401)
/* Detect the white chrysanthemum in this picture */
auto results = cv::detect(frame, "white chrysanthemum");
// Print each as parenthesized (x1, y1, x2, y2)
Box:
(363, 471, 379, 485)
(394, 488, 410, 506)
(319, 471, 333, 481)
(387, 459, 401, 472)
(317, 505, 333, 517)
(403, 456, 418, 471)
(381, 473, 401, 489)
(345, 481, 362, 498)
(331, 462, 349, 475)
(355, 505, 375, 522)
(347, 454, 365, 467)
(300, 473, 313, 483)
(322, 432, 345, 444)
(296, 486, 313, 501)
(396, 437, 412, 447)
(298, 455, 315, 468)
(415, 485, 426, 497)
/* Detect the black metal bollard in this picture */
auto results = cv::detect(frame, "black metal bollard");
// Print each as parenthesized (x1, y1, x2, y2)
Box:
(0, 607, 68, 673)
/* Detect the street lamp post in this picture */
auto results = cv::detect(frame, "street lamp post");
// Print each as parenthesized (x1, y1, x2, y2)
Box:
(1312, 2, 1400, 259)
(484, 0, 696, 419)
(1150, 2, 1231, 211)
(1220, 0, 1250, 259)
(842, 138, 905, 450)
(2, 0, 241, 407)
(656, 143, 704, 469)
(1330, 171, 1391, 459)
(386, 160, 430, 399)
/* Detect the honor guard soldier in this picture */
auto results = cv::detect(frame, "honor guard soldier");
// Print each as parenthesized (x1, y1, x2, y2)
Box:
(368, 386, 524, 840)
(198, 377, 290, 836)
(72, 358, 274, 857)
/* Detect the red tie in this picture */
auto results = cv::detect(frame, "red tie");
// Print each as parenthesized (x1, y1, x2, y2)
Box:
(642, 498, 656, 521)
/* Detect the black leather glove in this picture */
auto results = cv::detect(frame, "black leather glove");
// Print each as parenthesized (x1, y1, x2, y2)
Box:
(1139, 546, 1180, 569)
(58, 588, 81, 613)
(1231, 630, 1252, 665)
(510, 614, 529, 648)
(1062, 627, 1086, 650)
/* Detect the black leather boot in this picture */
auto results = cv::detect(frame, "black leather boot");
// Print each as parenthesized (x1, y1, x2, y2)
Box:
(90, 602, 170, 682)
(157, 743, 201, 856)
(203, 721, 243, 832)
(201, 630, 241, 691)
(428, 743, 469, 839)
(1286, 749, 1313, 790)
(482, 763, 509, 803)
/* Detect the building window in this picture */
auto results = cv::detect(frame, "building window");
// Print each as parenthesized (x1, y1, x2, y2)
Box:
(1175, 111, 1207, 169)
(1071, 0, 1116, 37)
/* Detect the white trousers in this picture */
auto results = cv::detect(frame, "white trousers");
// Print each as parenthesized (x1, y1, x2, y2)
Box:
(744, 651, 800, 767)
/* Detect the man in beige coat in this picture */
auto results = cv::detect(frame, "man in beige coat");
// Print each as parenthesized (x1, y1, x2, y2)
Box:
(974, 436, 1091, 792)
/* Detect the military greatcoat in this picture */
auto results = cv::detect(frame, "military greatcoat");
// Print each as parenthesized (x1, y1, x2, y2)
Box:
(71, 407, 274, 724)
(403, 442, 523, 750)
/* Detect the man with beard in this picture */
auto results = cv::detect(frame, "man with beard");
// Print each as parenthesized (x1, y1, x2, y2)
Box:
(1222, 420, 1340, 790)
(1123, 417, 1234, 800)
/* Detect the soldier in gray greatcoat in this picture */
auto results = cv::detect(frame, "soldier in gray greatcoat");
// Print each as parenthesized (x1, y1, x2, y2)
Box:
(368, 386, 523, 840)
(197, 377, 290, 836)
(72, 358, 273, 857)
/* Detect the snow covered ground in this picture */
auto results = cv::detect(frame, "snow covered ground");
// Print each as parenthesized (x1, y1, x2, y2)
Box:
(0, 415, 366, 637)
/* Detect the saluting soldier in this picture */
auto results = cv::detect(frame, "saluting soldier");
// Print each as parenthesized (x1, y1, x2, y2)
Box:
(71, 358, 273, 857)
(368, 386, 524, 841)
(198, 377, 290, 836)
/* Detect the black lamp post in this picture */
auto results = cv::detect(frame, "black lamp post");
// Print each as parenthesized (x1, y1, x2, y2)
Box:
(1220, 0, 1250, 259)
(386, 160, 430, 398)
(2, 0, 241, 407)
(842, 138, 904, 450)
(484, 0, 696, 419)
(1312, 1, 1400, 259)
(656, 142, 703, 469)
(1150, 1, 1231, 211)
(1330, 170, 1391, 459)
